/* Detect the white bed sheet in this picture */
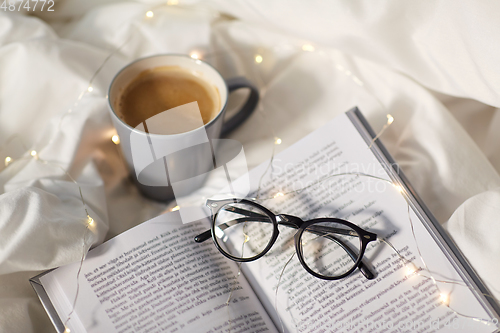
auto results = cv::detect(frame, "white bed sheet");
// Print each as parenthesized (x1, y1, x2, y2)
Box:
(1, 1, 500, 332)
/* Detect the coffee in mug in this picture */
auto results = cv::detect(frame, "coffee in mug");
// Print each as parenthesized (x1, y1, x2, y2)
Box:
(115, 66, 221, 133)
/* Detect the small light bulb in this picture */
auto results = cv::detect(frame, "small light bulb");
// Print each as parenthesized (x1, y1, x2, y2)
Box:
(353, 76, 364, 86)
(30, 150, 37, 157)
(4, 156, 12, 167)
(87, 86, 93, 92)
(406, 264, 417, 276)
(274, 137, 282, 145)
(146, 11, 154, 18)
(255, 55, 263, 64)
(64, 327, 71, 333)
(111, 135, 120, 145)
(439, 293, 449, 305)
(190, 52, 200, 60)
(302, 44, 315, 52)
(387, 114, 394, 125)
(171, 205, 180, 212)
(274, 192, 284, 198)
(87, 215, 94, 226)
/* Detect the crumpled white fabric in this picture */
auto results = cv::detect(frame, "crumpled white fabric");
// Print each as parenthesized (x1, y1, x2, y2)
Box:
(1, 1, 500, 332)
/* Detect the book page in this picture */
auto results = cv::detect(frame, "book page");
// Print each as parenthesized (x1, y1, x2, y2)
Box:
(225, 113, 499, 333)
(40, 212, 277, 333)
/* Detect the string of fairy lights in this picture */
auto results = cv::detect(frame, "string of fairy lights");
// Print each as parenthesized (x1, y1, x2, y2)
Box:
(0, 3, 498, 332)
(264, 170, 498, 331)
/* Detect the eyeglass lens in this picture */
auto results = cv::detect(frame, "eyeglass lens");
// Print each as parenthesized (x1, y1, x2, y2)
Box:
(214, 202, 274, 260)
(300, 221, 361, 278)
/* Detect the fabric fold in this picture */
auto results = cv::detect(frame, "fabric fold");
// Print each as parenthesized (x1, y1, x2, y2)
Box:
(2, 1, 500, 332)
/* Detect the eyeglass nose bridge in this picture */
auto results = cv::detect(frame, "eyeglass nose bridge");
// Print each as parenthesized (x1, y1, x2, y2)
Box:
(276, 214, 303, 229)
(275, 214, 288, 223)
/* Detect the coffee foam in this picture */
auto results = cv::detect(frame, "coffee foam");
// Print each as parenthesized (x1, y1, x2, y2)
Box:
(116, 66, 221, 132)
(143, 101, 205, 135)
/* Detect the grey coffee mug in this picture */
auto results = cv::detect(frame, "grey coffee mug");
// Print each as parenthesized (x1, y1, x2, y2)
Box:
(108, 54, 259, 201)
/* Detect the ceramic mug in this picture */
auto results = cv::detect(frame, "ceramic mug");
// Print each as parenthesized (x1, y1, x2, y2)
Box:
(108, 54, 259, 201)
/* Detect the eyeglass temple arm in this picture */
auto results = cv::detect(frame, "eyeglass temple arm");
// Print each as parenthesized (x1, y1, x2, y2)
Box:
(195, 206, 363, 240)
(193, 210, 376, 279)
(194, 206, 268, 243)
(194, 217, 269, 243)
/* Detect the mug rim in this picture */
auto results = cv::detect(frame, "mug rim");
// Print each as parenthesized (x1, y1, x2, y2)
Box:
(107, 53, 229, 138)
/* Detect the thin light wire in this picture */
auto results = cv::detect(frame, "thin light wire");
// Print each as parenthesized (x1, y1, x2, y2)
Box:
(39, 158, 90, 214)
(397, 202, 496, 325)
(0, 7, 497, 330)
(225, 262, 243, 333)
(275, 252, 295, 333)
(255, 142, 276, 200)
(8, 28, 133, 330)
(55, 34, 133, 145)
(368, 116, 393, 148)
(0, 7, 159, 328)
(224, 224, 251, 332)
(381, 237, 496, 322)
(63, 229, 89, 329)
(0, 34, 129, 327)
(232, 43, 498, 326)
(256, 172, 390, 201)
(264, 171, 498, 329)
(26, 154, 95, 329)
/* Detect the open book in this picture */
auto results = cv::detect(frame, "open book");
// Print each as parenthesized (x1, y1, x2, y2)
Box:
(31, 108, 500, 333)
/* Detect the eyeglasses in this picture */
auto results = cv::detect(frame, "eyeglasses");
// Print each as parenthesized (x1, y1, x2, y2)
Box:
(194, 198, 378, 280)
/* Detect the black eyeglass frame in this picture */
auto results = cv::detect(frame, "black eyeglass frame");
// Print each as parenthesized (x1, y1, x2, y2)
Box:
(194, 198, 378, 281)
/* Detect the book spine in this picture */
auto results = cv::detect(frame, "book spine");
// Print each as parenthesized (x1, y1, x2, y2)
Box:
(346, 106, 500, 319)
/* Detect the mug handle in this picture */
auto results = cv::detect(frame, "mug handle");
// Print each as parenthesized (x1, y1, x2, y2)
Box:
(221, 77, 260, 136)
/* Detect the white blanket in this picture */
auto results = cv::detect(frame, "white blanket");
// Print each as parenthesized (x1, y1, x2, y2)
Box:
(1, 1, 500, 332)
